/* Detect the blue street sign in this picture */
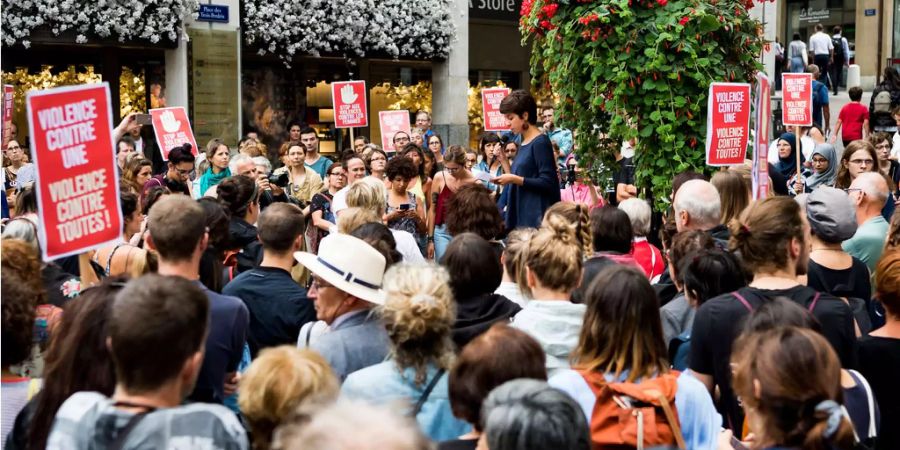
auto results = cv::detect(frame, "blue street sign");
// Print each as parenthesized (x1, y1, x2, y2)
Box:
(198, 4, 229, 23)
(864, 9, 876, 16)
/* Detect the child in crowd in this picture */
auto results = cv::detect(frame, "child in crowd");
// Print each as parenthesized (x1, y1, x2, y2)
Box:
(831, 86, 869, 147)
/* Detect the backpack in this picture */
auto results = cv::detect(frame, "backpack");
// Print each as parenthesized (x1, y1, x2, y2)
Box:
(873, 90, 893, 114)
(578, 369, 686, 450)
(832, 36, 845, 62)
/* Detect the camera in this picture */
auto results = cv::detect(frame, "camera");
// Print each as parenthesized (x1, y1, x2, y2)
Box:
(565, 165, 577, 185)
(267, 172, 289, 188)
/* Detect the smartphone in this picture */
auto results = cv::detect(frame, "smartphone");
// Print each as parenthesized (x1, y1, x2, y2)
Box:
(135, 114, 152, 125)
(399, 204, 411, 211)
(730, 436, 750, 450)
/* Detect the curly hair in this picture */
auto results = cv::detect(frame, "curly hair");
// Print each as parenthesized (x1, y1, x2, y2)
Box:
(239, 346, 339, 450)
(1, 238, 46, 305)
(526, 214, 583, 292)
(445, 184, 503, 240)
(542, 202, 592, 257)
(385, 155, 418, 182)
(379, 263, 456, 385)
(1, 270, 37, 368)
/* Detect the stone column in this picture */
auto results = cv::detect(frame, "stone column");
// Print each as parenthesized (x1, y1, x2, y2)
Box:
(432, 0, 469, 147)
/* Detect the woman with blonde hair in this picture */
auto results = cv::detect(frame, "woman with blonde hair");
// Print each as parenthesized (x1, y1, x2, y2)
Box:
(495, 228, 538, 307)
(542, 202, 592, 258)
(346, 178, 425, 262)
(342, 263, 470, 441)
(239, 346, 339, 450)
(120, 154, 152, 196)
(711, 169, 750, 227)
(511, 213, 586, 376)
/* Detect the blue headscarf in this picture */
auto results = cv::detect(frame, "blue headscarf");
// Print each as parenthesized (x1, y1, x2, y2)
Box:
(773, 132, 804, 179)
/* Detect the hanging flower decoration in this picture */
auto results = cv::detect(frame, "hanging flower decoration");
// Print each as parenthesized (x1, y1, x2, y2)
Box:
(523, 0, 764, 209)
(1, 0, 198, 48)
(242, 0, 455, 66)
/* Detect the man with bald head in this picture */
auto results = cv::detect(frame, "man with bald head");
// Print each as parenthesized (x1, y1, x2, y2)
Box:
(843, 172, 890, 272)
(673, 179, 728, 244)
(654, 179, 727, 305)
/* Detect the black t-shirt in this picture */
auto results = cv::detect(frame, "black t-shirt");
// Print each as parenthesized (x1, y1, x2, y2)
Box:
(806, 258, 871, 301)
(690, 285, 856, 430)
(858, 335, 900, 450)
(222, 266, 316, 358)
(614, 157, 635, 187)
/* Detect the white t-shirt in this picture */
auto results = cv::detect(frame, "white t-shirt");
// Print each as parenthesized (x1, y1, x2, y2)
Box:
(331, 186, 350, 215)
(808, 32, 834, 56)
(391, 229, 425, 263)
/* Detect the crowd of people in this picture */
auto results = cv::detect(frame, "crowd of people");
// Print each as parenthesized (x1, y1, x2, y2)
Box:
(1, 86, 900, 450)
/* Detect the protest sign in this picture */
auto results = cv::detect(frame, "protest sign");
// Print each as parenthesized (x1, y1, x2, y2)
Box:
(781, 73, 813, 127)
(482, 88, 511, 131)
(705, 82, 751, 166)
(752, 73, 771, 199)
(150, 107, 199, 160)
(2, 85, 13, 147)
(332, 81, 368, 128)
(379, 110, 411, 152)
(26, 83, 123, 261)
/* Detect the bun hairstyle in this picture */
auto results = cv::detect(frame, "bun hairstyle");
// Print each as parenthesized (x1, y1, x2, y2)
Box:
(542, 202, 592, 258)
(217, 175, 259, 219)
(526, 213, 583, 293)
(167, 143, 195, 165)
(728, 196, 804, 273)
(350, 222, 403, 269)
(380, 263, 457, 385)
(444, 145, 468, 166)
(731, 327, 854, 450)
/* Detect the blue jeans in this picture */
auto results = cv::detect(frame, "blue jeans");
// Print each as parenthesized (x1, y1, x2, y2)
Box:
(790, 57, 805, 73)
(434, 224, 451, 262)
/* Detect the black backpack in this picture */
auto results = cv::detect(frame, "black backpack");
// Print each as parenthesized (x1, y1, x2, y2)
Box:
(832, 36, 845, 62)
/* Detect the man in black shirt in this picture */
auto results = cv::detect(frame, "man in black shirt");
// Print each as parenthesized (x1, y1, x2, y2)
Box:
(689, 196, 855, 432)
(223, 203, 316, 357)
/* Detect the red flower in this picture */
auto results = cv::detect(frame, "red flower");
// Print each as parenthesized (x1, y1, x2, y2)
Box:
(540, 20, 552, 29)
(679, 16, 690, 25)
(541, 3, 559, 18)
(656, 0, 668, 6)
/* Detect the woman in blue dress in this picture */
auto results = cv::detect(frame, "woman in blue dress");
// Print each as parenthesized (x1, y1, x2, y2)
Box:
(492, 90, 561, 230)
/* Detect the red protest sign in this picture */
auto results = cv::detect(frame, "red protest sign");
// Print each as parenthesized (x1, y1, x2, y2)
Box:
(26, 83, 123, 261)
(379, 110, 411, 152)
(332, 81, 368, 128)
(781, 73, 813, 127)
(150, 107, 199, 160)
(752, 73, 771, 199)
(3, 85, 14, 147)
(482, 88, 511, 132)
(705, 82, 751, 166)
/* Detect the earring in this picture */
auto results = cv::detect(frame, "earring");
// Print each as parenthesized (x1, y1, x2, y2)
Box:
(523, 122, 529, 130)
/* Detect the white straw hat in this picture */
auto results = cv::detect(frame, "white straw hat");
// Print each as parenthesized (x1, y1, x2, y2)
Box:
(294, 233, 386, 304)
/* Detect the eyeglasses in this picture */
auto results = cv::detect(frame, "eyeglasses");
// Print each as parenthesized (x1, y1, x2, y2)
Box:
(175, 167, 195, 177)
(844, 188, 865, 196)
(849, 159, 874, 166)
(329, 172, 345, 177)
(311, 275, 335, 290)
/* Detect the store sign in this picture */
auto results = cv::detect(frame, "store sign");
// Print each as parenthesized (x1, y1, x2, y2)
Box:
(482, 87, 511, 132)
(331, 80, 368, 128)
(150, 106, 199, 160)
(781, 73, 813, 127)
(752, 73, 771, 199)
(198, 4, 229, 23)
(705, 82, 751, 166)
(864, 9, 876, 16)
(2, 85, 13, 147)
(469, 0, 521, 21)
(798, 7, 830, 23)
(26, 83, 123, 261)
(379, 110, 411, 152)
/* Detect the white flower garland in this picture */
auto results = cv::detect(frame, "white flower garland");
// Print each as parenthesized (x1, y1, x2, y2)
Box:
(243, 0, 455, 65)
(1, 0, 198, 48)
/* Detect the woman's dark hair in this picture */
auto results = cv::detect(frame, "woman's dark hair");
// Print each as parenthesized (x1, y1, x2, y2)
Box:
(365, 148, 388, 172)
(441, 233, 503, 300)
(1, 270, 37, 369)
(449, 323, 547, 430)
(590, 206, 633, 254)
(167, 143, 195, 165)
(14, 184, 38, 216)
(197, 198, 231, 292)
(400, 143, 428, 181)
(120, 190, 139, 220)
(217, 175, 258, 218)
(350, 222, 402, 268)
(141, 185, 171, 216)
(668, 230, 715, 285)
(479, 132, 502, 162)
(499, 90, 538, 124)
(422, 149, 438, 178)
(445, 184, 503, 240)
(574, 265, 669, 382)
(385, 155, 418, 182)
(28, 276, 126, 450)
(325, 162, 343, 177)
(117, 135, 136, 153)
(792, 32, 801, 41)
(681, 248, 747, 306)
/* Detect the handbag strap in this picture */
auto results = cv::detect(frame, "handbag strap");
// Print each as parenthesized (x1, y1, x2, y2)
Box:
(411, 368, 446, 418)
(109, 402, 156, 450)
(656, 393, 686, 450)
(733, 291, 754, 312)
(848, 369, 878, 438)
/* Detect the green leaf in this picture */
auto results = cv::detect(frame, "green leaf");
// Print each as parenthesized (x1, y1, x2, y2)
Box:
(698, 15, 721, 33)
